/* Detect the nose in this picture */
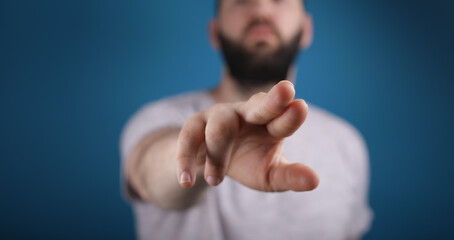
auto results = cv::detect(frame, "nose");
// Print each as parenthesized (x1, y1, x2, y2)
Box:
(249, 0, 274, 20)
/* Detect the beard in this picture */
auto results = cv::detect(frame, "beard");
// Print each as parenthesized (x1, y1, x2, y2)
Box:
(217, 26, 302, 89)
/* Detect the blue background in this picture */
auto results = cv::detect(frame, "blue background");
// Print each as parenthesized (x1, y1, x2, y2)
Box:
(1, 0, 453, 239)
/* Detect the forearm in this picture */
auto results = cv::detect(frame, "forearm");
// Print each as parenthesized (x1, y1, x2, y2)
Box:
(126, 127, 210, 210)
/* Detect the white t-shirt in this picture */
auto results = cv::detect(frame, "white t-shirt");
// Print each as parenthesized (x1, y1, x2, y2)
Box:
(120, 91, 373, 240)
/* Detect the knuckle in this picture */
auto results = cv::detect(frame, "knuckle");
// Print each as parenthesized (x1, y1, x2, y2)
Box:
(206, 122, 233, 145)
(210, 103, 229, 114)
(251, 109, 266, 122)
(191, 111, 205, 122)
(250, 92, 266, 101)
(178, 128, 194, 143)
(206, 106, 239, 141)
(179, 113, 205, 140)
(177, 153, 194, 164)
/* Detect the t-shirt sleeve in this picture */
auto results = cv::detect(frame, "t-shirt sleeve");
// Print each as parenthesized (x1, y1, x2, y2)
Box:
(345, 127, 374, 238)
(119, 100, 187, 201)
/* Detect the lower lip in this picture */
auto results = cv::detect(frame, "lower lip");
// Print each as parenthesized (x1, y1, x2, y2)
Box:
(248, 26, 275, 38)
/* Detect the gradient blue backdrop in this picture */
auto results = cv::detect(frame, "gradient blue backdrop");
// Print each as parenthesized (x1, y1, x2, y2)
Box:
(1, 0, 453, 239)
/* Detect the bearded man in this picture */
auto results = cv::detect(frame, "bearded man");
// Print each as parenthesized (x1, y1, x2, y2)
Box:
(120, 0, 373, 239)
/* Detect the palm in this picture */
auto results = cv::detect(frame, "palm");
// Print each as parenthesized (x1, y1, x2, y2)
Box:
(228, 124, 285, 191)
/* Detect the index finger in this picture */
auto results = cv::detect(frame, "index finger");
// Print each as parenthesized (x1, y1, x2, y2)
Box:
(237, 80, 295, 125)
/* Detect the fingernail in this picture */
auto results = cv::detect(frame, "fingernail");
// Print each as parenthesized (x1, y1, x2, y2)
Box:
(207, 176, 221, 186)
(180, 171, 191, 183)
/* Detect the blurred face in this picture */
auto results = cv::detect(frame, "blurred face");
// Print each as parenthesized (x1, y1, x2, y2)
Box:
(214, 0, 310, 87)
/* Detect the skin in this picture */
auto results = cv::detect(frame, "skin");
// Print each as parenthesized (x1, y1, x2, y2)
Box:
(126, 0, 318, 210)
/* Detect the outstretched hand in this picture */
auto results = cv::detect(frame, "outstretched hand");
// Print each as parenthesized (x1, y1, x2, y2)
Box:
(176, 81, 319, 192)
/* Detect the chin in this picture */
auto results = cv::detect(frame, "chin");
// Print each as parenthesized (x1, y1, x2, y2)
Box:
(250, 42, 278, 55)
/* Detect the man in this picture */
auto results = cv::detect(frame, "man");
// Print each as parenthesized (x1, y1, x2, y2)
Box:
(120, 0, 373, 239)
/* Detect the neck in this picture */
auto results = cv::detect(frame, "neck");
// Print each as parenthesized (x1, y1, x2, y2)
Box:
(210, 67, 296, 103)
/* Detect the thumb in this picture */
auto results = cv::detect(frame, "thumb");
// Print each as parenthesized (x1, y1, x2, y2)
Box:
(269, 160, 319, 192)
